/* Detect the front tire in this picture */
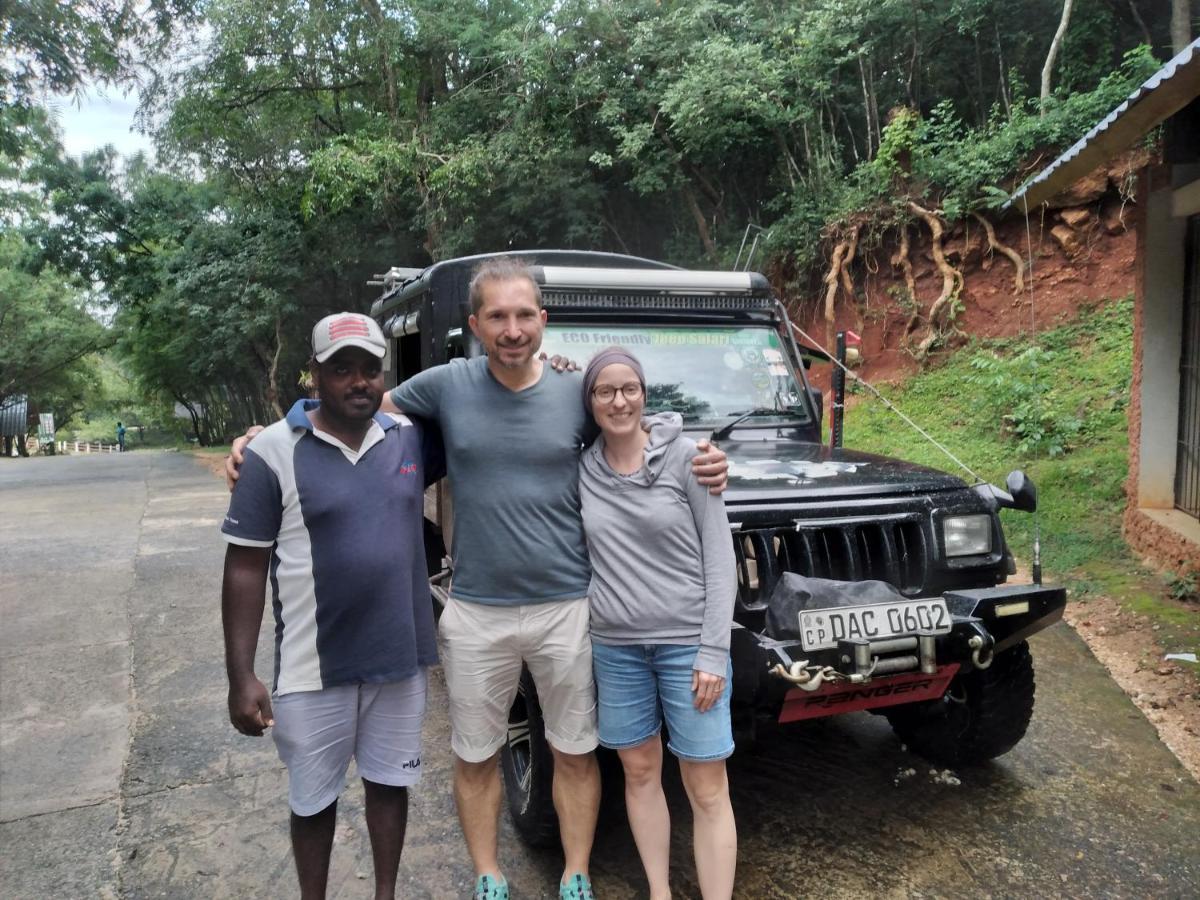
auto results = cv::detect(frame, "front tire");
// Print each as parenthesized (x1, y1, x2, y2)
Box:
(499, 668, 559, 847)
(885, 639, 1036, 766)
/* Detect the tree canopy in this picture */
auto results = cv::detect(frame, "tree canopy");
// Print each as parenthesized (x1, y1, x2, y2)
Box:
(2, 0, 1186, 442)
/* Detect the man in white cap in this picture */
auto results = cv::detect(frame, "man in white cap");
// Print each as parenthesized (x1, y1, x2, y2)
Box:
(220, 312, 444, 900)
(227, 268, 727, 900)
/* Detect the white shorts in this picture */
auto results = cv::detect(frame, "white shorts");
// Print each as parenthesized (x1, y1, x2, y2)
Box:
(438, 596, 599, 763)
(271, 672, 427, 816)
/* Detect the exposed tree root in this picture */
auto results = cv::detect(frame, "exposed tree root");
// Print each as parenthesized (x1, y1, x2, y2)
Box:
(839, 223, 860, 303)
(908, 201, 964, 357)
(890, 223, 921, 342)
(822, 223, 861, 347)
(970, 211, 1024, 295)
(822, 239, 848, 348)
(841, 223, 862, 333)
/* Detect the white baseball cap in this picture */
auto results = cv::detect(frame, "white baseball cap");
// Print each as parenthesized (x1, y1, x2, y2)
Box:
(311, 313, 387, 363)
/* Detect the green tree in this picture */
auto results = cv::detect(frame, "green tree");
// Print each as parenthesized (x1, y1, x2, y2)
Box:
(0, 230, 109, 428)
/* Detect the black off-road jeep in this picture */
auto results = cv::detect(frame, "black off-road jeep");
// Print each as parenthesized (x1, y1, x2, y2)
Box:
(370, 250, 1065, 846)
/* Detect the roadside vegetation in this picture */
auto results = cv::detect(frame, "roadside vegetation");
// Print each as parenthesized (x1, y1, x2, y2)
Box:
(842, 296, 1199, 668)
(2, 1, 1188, 443)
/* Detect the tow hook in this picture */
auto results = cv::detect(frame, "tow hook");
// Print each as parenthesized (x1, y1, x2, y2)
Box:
(967, 625, 995, 670)
(769, 661, 843, 691)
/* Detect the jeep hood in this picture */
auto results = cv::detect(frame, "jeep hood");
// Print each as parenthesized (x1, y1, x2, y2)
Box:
(721, 439, 969, 499)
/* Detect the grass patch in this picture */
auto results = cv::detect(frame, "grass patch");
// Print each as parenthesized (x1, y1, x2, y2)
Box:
(840, 296, 1197, 653)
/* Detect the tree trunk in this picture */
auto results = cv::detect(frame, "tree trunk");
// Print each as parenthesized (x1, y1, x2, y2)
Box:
(995, 21, 1012, 119)
(1171, 0, 1193, 54)
(1127, 1, 1152, 50)
(1040, 0, 1076, 111)
(858, 54, 875, 158)
(175, 394, 202, 444)
(681, 184, 718, 262)
(266, 314, 285, 420)
(359, 0, 400, 122)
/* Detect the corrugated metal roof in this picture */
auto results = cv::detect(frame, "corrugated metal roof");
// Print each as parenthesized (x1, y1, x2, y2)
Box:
(1006, 38, 1200, 212)
(0, 395, 29, 438)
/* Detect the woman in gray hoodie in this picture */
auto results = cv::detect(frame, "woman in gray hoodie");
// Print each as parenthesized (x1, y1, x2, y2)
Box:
(579, 347, 737, 900)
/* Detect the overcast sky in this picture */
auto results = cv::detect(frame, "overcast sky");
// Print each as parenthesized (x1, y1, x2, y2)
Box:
(51, 87, 155, 161)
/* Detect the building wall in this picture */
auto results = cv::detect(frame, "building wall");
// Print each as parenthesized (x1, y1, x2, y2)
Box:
(1122, 165, 1200, 575)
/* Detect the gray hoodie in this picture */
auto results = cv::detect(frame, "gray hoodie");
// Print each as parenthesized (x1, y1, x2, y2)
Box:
(578, 412, 737, 676)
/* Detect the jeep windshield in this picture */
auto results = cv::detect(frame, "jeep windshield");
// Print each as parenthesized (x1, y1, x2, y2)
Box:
(539, 325, 812, 427)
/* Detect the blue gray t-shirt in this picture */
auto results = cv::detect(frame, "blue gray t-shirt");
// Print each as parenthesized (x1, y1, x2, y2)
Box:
(391, 356, 593, 606)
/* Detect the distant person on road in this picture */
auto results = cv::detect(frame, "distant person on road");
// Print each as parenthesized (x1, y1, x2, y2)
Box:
(116, 422, 126, 452)
(220, 312, 443, 900)
(228, 258, 729, 900)
(579, 348, 738, 900)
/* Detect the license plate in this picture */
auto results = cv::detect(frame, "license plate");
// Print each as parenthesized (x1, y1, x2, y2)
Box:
(798, 598, 951, 651)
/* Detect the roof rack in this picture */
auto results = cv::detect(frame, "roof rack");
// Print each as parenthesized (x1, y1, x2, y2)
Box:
(534, 266, 768, 293)
(366, 267, 425, 288)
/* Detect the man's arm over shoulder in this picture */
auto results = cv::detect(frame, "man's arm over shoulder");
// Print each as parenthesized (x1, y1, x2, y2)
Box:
(691, 437, 728, 495)
(222, 447, 283, 545)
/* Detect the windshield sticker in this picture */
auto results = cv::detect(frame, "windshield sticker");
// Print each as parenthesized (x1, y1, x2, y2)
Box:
(762, 348, 783, 363)
(549, 328, 777, 348)
(723, 351, 745, 370)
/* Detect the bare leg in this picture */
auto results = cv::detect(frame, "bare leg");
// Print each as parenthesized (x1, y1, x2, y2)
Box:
(290, 799, 337, 900)
(453, 753, 504, 879)
(618, 737, 671, 900)
(363, 779, 408, 900)
(678, 760, 736, 900)
(550, 746, 600, 884)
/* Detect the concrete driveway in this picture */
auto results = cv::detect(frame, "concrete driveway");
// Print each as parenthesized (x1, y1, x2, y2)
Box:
(1, 451, 1197, 899)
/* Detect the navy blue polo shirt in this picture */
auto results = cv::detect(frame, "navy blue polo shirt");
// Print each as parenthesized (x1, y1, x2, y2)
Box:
(221, 400, 443, 695)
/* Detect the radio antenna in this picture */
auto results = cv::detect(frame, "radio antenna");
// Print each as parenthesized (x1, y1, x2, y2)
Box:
(787, 319, 986, 485)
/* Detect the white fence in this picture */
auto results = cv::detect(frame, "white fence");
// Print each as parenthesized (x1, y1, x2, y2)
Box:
(5, 438, 126, 456)
(59, 441, 120, 454)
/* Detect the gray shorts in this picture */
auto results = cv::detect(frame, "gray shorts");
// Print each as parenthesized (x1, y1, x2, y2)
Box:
(271, 671, 427, 816)
(438, 596, 598, 763)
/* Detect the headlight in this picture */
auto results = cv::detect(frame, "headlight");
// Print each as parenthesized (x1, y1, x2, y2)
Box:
(942, 514, 993, 557)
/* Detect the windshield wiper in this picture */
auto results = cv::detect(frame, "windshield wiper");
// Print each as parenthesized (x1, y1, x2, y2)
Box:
(710, 406, 807, 442)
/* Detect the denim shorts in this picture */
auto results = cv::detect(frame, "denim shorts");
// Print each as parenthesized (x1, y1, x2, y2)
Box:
(591, 642, 734, 762)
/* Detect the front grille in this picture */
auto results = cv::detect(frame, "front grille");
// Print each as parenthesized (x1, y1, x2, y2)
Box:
(733, 520, 928, 612)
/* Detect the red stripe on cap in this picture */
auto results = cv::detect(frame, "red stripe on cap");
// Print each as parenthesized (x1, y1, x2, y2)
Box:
(328, 318, 371, 337)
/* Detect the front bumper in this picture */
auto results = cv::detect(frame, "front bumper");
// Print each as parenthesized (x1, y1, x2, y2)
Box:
(731, 583, 1066, 720)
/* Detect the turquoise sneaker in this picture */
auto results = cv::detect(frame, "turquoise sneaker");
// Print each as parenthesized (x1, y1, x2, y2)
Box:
(560, 873, 595, 900)
(474, 874, 508, 900)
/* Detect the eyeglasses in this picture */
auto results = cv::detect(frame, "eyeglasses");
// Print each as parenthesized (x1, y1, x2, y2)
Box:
(591, 383, 644, 403)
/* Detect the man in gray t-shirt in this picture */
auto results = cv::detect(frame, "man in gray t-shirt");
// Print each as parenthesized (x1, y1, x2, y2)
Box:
(389, 353, 592, 605)
(379, 259, 726, 900)
(231, 258, 727, 900)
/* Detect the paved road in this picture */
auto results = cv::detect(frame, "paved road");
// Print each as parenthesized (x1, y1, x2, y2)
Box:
(1, 451, 1197, 899)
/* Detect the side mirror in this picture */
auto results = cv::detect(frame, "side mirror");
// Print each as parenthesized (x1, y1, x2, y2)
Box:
(808, 387, 823, 424)
(1005, 470, 1038, 513)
